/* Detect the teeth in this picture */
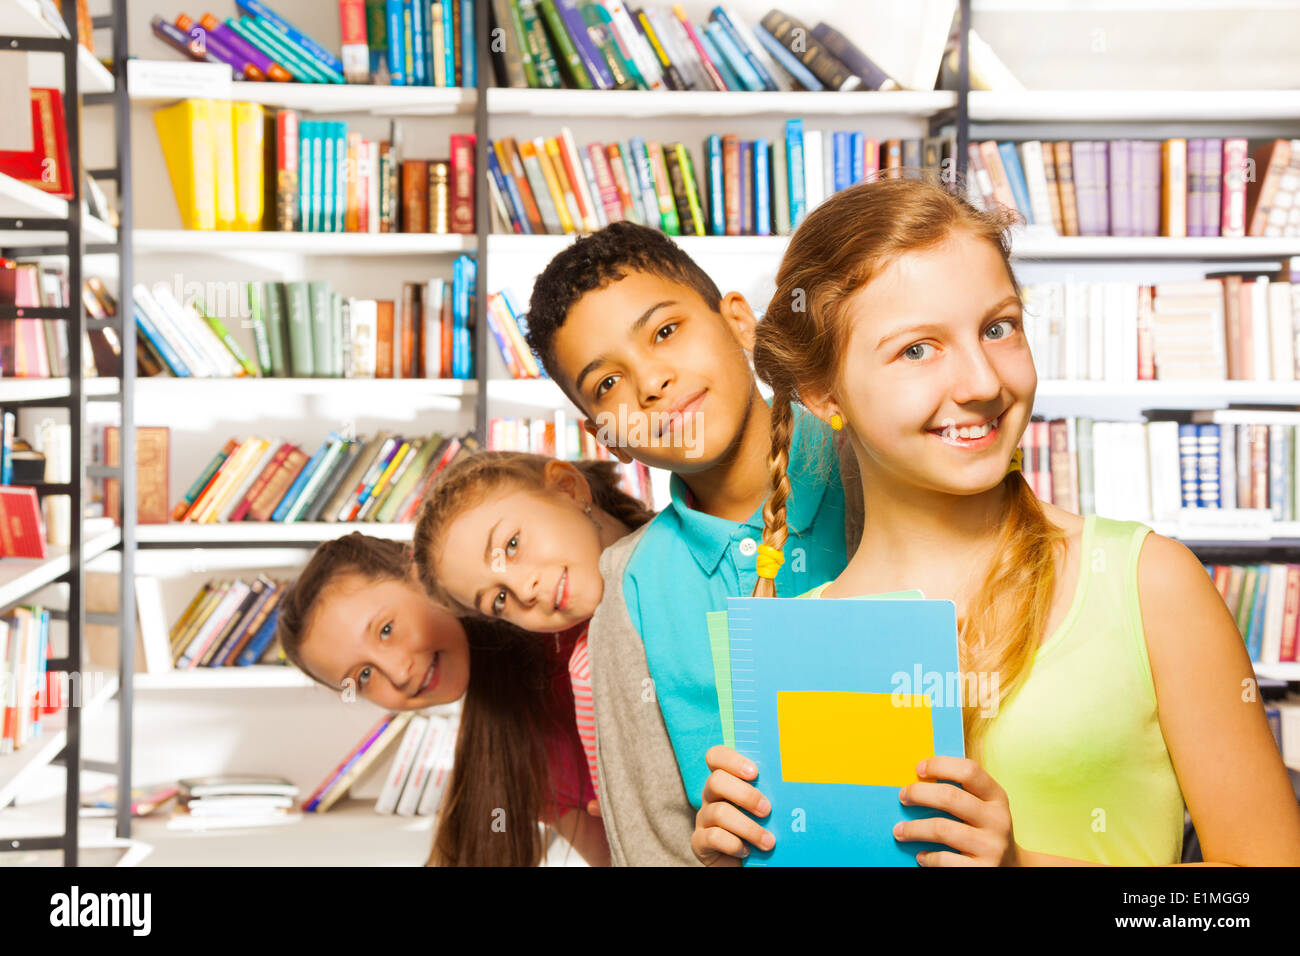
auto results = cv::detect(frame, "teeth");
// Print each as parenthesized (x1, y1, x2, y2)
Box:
(944, 416, 998, 442)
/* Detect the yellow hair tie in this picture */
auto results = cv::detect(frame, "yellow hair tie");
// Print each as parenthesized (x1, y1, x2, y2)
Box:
(756, 544, 784, 580)
(1007, 448, 1023, 474)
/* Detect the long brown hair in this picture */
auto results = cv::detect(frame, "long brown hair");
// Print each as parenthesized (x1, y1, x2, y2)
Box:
(276, 532, 577, 866)
(412, 451, 655, 615)
(752, 177, 1064, 755)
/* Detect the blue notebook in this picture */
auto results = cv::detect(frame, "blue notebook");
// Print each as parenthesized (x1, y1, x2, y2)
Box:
(726, 595, 965, 866)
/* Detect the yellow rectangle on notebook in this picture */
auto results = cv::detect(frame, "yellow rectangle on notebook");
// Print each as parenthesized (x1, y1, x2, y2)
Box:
(777, 691, 934, 787)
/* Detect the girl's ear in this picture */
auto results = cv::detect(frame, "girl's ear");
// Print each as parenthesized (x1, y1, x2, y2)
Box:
(798, 386, 842, 432)
(542, 458, 593, 503)
(719, 292, 758, 351)
(581, 418, 634, 464)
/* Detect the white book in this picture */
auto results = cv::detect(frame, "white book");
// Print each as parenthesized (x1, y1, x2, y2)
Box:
(215, 439, 279, 523)
(646, 8, 696, 90)
(1192, 409, 1300, 426)
(559, 128, 600, 231)
(1269, 281, 1294, 381)
(1292, 282, 1300, 378)
(1220, 423, 1237, 514)
(375, 714, 429, 815)
(133, 576, 174, 676)
(1122, 282, 1140, 383)
(1103, 282, 1124, 382)
(348, 299, 377, 377)
(606, 1, 664, 90)
(726, 6, 792, 91)
(424, 280, 444, 377)
(397, 714, 447, 816)
(1146, 421, 1182, 522)
(152, 285, 243, 378)
(417, 713, 460, 816)
(1129, 423, 1153, 523)
(1261, 564, 1290, 665)
(802, 131, 824, 211)
(486, 171, 512, 233)
(368, 141, 381, 233)
(579, 151, 608, 228)
(823, 135, 834, 202)
(1048, 282, 1065, 380)
(1090, 421, 1110, 518)
(1252, 276, 1271, 382)
(179, 581, 250, 669)
(134, 284, 216, 377)
(1064, 281, 1085, 380)
(1018, 142, 1058, 235)
(189, 438, 265, 523)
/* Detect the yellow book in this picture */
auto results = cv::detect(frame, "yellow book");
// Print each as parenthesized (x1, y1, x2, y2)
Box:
(198, 437, 269, 523)
(210, 98, 237, 230)
(170, 580, 228, 657)
(188, 438, 259, 523)
(153, 98, 216, 230)
(537, 137, 578, 234)
(232, 101, 265, 231)
(365, 441, 410, 510)
(493, 296, 541, 377)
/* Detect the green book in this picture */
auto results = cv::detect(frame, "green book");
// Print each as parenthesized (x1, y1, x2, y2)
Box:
(303, 439, 360, 522)
(285, 437, 346, 522)
(517, 0, 562, 88)
(283, 281, 314, 377)
(535, 0, 592, 89)
(330, 292, 344, 378)
(580, 0, 636, 89)
(261, 281, 290, 377)
(198, 302, 258, 376)
(675, 144, 707, 238)
(245, 282, 273, 376)
(1235, 565, 1260, 640)
(364, 438, 423, 521)
(307, 281, 334, 377)
(642, 140, 679, 235)
(501, 0, 538, 87)
(374, 434, 440, 523)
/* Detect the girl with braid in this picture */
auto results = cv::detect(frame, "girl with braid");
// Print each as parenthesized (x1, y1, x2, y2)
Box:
(412, 452, 656, 820)
(691, 177, 1300, 867)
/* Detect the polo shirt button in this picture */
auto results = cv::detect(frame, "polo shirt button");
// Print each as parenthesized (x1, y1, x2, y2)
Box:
(738, 537, 758, 557)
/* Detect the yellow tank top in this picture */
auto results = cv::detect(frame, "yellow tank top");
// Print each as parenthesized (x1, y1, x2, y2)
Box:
(803, 514, 1186, 865)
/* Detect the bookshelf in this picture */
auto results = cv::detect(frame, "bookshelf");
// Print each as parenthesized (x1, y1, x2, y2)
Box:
(0, 0, 135, 866)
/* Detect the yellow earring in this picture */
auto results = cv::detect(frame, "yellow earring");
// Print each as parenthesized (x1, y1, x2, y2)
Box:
(1007, 448, 1023, 474)
(829, 413, 844, 431)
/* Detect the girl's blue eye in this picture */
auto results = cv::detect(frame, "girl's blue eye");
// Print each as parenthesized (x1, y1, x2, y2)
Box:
(986, 319, 1016, 340)
(492, 589, 507, 615)
(655, 322, 677, 342)
(903, 342, 935, 362)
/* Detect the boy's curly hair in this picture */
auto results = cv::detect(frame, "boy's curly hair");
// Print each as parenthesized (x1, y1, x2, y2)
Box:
(524, 221, 724, 403)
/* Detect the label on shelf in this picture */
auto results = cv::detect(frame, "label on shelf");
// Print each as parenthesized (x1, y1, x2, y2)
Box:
(128, 59, 233, 101)
(1173, 507, 1274, 540)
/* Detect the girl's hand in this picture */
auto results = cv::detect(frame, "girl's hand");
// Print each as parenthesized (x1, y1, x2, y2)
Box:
(691, 745, 775, 866)
(892, 756, 1024, 867)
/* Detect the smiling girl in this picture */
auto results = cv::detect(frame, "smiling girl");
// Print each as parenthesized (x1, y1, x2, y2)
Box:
(691, 176, 1300, 867)
(411, 451, 655, 802)
(276, 531, 608, 866)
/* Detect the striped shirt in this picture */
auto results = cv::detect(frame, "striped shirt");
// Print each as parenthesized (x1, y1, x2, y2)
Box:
(566, 624, 599, 798)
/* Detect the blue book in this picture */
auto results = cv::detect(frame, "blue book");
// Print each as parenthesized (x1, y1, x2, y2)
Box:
(1246, 567, 1268, 662)
(271, 436, 333, 522)
(334, 122, 347, 232)
(461, 0, 477, 87)
(297, 120, 311, 229)
(134, 304, 192, 376)
(752, 24, 823, 91)
(556, 0, 614, 89)
(705, 19, 762, 91)
(1198, 423, 1222, 509)
(785, 120, 806, 227)
(738, 140, 752, 235)
(487, 149, 528, 233)
(2, 412, 14, 485)
(850, 132, 865, 184)
(832, 131, 852, 193)
(310, 122, 325, 232)
(442, 0, 455, 85)
(321, 127, 336, 234)
(997, 142, 1034, 224)
(628, 137, 659, 225)
(754, 137, 770, 236)
(453, 255, 476, 379)
(236, 0, 345, 77)
(726, 596, 964, 866)
(408, 0, 427, 85)
(1178, 424, 1200, 509)
(706, 135, 725, 235)
(697, 27, 741, 91)
(1268, 425, 1285, 520)
(385, 0, 406, 84)
(237, 605, 282, 666)
(711, 7, 776, 90)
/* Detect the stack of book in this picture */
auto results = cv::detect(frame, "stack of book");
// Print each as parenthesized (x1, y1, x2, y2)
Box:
(485, 288, 540, 378)
(168, 775, 302, 830)
(0, 607, 61, 755)
(489, 124, 952, 237)
(0, 263, 122, 379)
(137, 259, 476, 380)
(166, 575, 290, 670)
(306, 710, 458, 815)
(488, 4, 897, 93)
(153, 100, 475, 234)
(1017, 409, 1300, 524)
(969, 138, 1300, 239)
(487, 413, 654, 506)
(1021, 272, 1300, 382)
(1208, 563, 1300, 666)
(171, 431, 481, 526)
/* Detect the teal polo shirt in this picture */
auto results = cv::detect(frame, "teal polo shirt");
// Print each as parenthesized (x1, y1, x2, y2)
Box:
(621, 407, 849, 806)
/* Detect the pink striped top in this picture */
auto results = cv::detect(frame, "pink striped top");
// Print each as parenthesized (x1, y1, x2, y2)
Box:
(566, 624, 599, 798)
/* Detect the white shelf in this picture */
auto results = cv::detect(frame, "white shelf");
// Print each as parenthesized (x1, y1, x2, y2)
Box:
(970, 90, 1300, 123)
(1034, 381, 1300, 403)
(0, 528, 121, 610)
(0, 377, 119, 402)
(0, 172, 116, 246)
(489, 232, 789, 258)
(0, 0, 63, 38)
(135, 665, 312, 690)
(132, 229, 474, 256)
(135, 522, 414, 545)
(1257, 662, 1300, 682)
(487, 88, 957, 118)
(26, 46, 115, 95)
(0, 673, 119, 811)
(135, 375, 474, 401)
(487, 377, 572, 410)
(228, 83, 474, 116)
(1012, 234, 1300, 260)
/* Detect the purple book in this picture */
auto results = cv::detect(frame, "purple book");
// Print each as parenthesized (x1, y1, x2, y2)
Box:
(1203, 138, 1223, 237)
(1109, 141, 1132, 237)
(1187, 139, 1204, 237)
(1093, 142, 1110, 236)
(1072, 142, 1093, 235)
(555, 0, 615, 90)
(1143, 141, 1163, 236)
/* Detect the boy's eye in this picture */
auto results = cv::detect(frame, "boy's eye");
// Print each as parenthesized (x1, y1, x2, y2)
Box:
(985, 318, 1017, 340)
(594, 374, 619, 400)
(357, 666, 371, 688)
(654, 322, 678, 342)
(379, 621, 392, 640)
(507, 534, 518, 556)
(492, 589, 507, 615)
(902, 342, 935, 362)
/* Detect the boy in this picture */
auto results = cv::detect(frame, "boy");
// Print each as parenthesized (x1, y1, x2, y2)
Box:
(525, 222, 854, 865)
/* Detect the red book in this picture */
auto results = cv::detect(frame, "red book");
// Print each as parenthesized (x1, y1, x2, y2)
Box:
(1136, 285, 1155, 380)
(448, 133, 476, 234)
(0, 487, 47, 558)
(230, 442, 293, 521)
(721, 135, 740, 236)
(1279, 565, 1300, 663)
(375, 300, 395, 378)
(0, 89, 73, 199)
(1221, 139, 1248, 238)
(439, 286, 453, 378)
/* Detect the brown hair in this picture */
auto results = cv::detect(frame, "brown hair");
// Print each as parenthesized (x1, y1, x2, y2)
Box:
(412, 451, 655, 614)
(276, 531, 581, 866)
(752, 177, 1064, 755)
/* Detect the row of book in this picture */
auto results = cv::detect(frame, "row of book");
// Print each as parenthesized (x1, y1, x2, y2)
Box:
(1211, 563, 1300, 665)
(0, 263, 123, 379)
(0, 607, 61, 755)
(487, 124, 953, 238)
(307, 711, 458, 815)
(171, 431, 480, 526)
(1017, 410, 1300, 525)
(485, 288, 540, 378)
(154, 99, 476, 234)
(166, 575, 289, 671)
(1020, 273, 1300, 383)
(138, 259, 477, 381)
(970, 138, 1300, 240)
(489, 4, 896, 93)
